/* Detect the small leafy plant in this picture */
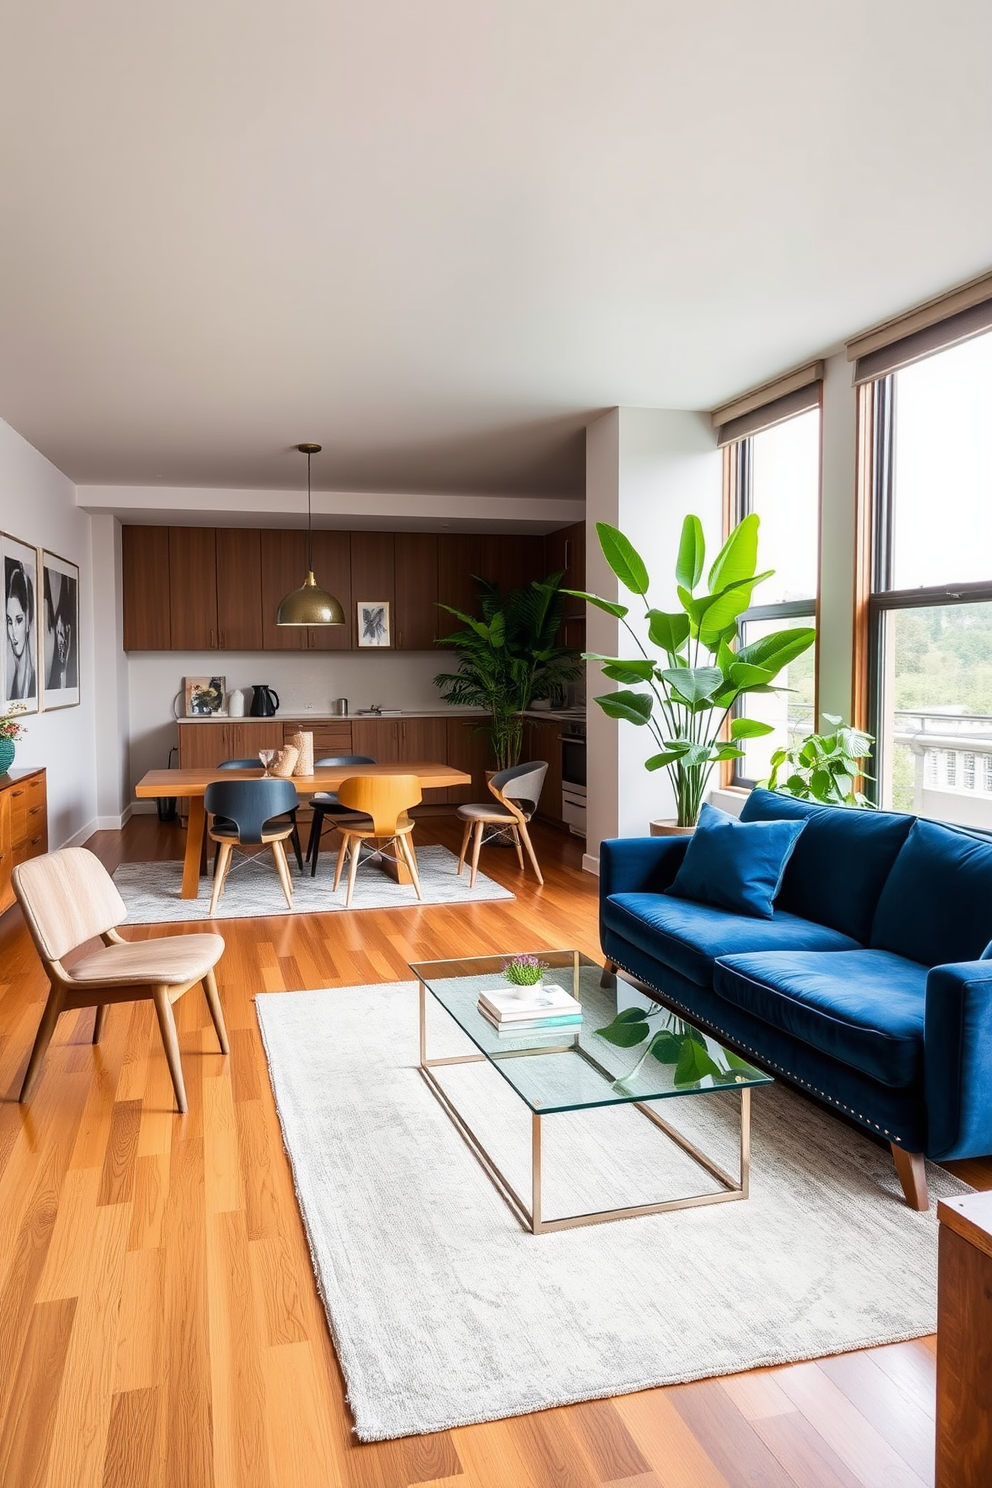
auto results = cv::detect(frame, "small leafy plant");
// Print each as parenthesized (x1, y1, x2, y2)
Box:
(597, 1004, 755, 1089)
(0, 704, 27, 742)
(502, 954, 549, 987)
(765, 714, 875, 808)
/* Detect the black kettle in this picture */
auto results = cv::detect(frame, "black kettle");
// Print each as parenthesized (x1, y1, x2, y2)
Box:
(249, 685, 280, 717)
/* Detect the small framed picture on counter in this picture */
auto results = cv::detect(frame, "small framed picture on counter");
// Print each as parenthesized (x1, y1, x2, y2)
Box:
(184, 675, 227, 716)
(357, 601, 391, 648)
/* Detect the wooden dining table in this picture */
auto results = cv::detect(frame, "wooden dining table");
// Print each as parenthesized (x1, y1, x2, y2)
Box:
(134, 762, 473, 899)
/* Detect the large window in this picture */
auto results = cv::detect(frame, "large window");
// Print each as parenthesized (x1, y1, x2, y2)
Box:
(868, 327, 992, 828)
(727, 404, 820, 784)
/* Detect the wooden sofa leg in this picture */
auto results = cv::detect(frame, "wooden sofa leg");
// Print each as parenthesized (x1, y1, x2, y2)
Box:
(891, 1143, 929, 1211)
(600, 960, 617, 988)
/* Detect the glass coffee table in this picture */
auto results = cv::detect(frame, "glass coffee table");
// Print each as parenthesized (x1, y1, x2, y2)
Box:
(409, 949, 773, 1233)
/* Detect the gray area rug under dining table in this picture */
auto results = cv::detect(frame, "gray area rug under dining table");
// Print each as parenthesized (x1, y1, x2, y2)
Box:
(112, 844, 513, 922)
(255, 979, 968, 1441)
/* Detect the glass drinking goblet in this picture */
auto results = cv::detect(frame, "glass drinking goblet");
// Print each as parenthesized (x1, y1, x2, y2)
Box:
(258, 749, 276, 777)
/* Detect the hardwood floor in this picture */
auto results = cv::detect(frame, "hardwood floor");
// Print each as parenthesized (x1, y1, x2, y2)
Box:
(0, 813, 982, 1487)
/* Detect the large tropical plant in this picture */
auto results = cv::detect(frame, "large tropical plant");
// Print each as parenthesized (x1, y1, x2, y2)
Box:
(434, 574, 580, 771)
(566, 516, 815, 826)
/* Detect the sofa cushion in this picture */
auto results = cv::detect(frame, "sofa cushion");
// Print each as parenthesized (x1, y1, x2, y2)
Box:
(871, 818, 992, 968)
(665, 803, 806, 919)
(602, 892, 861, 987)
(713, 949, 927, 1088)
(740, 788, 914, 944)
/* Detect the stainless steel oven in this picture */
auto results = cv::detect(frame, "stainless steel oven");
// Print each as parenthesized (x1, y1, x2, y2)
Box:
(559, 719, 586, 837)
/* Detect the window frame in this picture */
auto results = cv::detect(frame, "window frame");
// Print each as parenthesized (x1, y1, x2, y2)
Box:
(725, 406, 821, 789)
(866, 370, 992, 811)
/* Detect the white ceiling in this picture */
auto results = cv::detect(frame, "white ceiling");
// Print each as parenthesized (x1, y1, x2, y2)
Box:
(1, 0, 991, 503)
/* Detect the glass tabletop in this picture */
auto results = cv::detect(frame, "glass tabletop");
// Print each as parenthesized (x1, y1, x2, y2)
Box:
(409, 949, 772, 1115)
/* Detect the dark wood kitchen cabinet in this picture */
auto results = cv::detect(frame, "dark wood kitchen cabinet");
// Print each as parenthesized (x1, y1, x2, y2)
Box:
(122, 525, 562, 652)
(305, 531, 353, 651)
(122, 526, 172, 650)
(348, 532, 393, 649)
(169, 527, 219, 650)
(545, 522, 586, 617)
(394, 533, 439, 649)
(216, 528, 264, 650)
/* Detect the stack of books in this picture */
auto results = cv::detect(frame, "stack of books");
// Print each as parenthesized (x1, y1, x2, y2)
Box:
(477, 984, 583, 1035)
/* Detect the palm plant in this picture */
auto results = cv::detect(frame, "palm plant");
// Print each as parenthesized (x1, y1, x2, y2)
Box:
(434, 575, 580, 771)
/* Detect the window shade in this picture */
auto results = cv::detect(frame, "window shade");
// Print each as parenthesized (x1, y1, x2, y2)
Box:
(712, 365, 823, 448)
(847, 270, 992, 385)
(852, 296, 992, 386)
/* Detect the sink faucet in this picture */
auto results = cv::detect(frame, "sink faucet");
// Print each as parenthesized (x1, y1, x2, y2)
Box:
(368, 703, 382, 715)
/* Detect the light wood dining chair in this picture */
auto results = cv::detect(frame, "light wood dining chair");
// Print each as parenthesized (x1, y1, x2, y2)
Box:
(305, 754, 376, 874)
(13, 847, 228, 1113)
(331, 774, 424, 908)
(204, 777, 300, 916)
(456, 761, 548, 888)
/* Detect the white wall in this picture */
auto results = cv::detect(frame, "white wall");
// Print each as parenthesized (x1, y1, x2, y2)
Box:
(0, 418, 98, 847)
(126, 649, 457, 798)
(584, 408, 723, 871)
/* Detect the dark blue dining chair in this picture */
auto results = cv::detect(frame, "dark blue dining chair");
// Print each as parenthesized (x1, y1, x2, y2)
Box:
(204, 777, 301, 915)
(217, 757, 304, 871)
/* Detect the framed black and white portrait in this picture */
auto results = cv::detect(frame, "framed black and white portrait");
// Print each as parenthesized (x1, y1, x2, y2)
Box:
(2, 533, 40, 714)
(42, 551, 80, 709)
(357, 601, 391, 648)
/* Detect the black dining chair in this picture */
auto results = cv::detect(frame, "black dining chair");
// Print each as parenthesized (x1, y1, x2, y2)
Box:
(204, 777, 301, 915)
(217, 758, 304, 871)
(306, 755, 376, 875)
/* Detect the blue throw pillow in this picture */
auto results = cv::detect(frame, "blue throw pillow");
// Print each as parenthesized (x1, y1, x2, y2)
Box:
(665, 803, 807, 920)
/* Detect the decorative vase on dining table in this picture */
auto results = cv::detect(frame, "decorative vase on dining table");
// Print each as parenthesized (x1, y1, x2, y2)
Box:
(0, 739, 15, 776)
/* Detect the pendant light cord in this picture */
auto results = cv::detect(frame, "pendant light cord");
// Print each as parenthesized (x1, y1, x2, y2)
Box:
(306, 448, 313, 574)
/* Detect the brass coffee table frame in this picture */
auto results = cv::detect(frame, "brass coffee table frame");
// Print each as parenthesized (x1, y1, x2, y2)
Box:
(416, 975, 753, 1235)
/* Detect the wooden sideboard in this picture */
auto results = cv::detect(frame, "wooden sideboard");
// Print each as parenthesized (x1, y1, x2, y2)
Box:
(0, 767, 48, 916)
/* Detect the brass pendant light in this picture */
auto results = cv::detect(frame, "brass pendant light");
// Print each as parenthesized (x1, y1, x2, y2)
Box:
(276, 443, 346, 626)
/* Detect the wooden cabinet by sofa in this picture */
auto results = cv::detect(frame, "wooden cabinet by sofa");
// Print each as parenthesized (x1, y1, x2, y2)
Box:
(0, 768, 48, 916)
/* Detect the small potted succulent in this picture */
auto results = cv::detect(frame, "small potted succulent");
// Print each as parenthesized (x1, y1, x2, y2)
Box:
(501, 954, 550, 989)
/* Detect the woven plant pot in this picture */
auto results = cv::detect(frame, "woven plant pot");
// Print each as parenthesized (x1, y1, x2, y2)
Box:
(0, 738, 14, 775)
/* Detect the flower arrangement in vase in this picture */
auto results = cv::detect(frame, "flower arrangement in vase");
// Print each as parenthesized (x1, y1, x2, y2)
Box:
(0, 704, 27, 775)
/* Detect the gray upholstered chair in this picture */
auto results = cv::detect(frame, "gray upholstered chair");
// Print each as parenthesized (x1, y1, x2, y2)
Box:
(13, 847, 227, 1113)
(456, 761, 548, 888)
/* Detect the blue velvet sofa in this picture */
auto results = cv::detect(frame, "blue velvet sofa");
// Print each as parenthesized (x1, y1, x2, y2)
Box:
(599, 788, 992, 1208)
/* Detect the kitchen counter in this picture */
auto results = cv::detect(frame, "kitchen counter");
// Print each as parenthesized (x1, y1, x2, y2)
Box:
(176, 709, 488, 722)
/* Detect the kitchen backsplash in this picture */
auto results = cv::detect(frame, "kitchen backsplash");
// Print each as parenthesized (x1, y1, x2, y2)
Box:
(127, 648, 458, 785)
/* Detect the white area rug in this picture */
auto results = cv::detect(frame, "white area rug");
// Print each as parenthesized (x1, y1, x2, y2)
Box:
(113, 845, 513, 923)
(255, 980, 969, 1442)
